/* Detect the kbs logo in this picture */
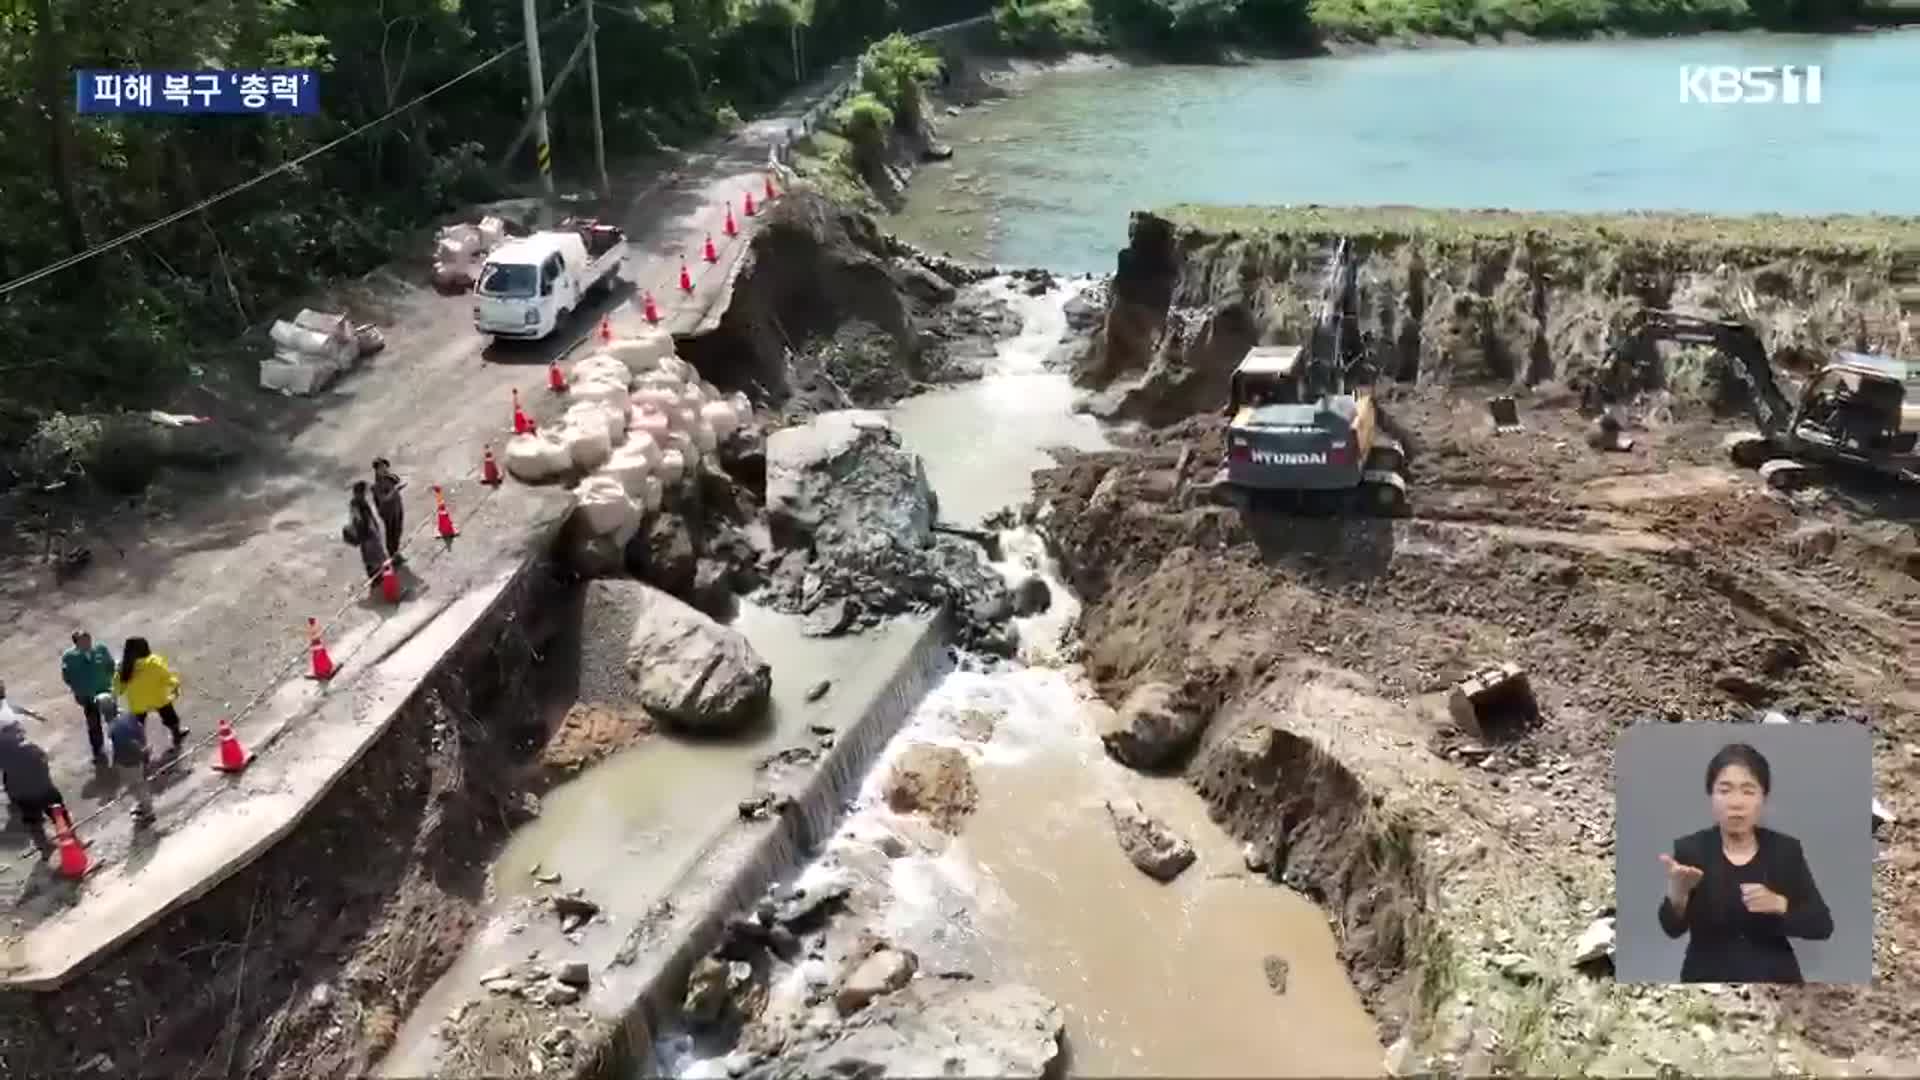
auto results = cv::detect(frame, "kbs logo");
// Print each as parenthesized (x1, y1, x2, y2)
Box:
(1251, 449, 1326, 466)
(1679, 65, 1822, 105)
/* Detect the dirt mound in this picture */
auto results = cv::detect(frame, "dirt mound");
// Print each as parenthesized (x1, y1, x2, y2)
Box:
(881, 744, 978, 833)
(1033, 387, 1918, 1069)
(676, 190, 1001, 417)
(1077, 207, 1911, 426)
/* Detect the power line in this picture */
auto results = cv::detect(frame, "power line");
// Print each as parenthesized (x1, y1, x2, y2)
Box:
(0, 4, 584, 299)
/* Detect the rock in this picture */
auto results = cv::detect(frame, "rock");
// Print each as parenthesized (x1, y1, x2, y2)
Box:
(1262, 955, 1289, 994)
(769, 876, 853, 931)
(1492, 951, 1539, 983)
(554, 961, 591, 987)
(580, 580, 772, 732)
(690, 557, 736, 618)
(683, 956, 733, 1026)
(800, 598, 855, 638)
(805, 680, 831, 702)
(1873, 798, 1896, 832)
(1010, 575, 1051, 616)
(835, 947, 918, 1015)
(1105, 799, 1196, 882)
(1098, 681, 1205, 769)
(739, 982, 1065, 1080)
(536, 979, 582, 1006)
(882, 744, 978, 833)
(1572, 916, 1615, 972)
(552, 894, 599, 922)
(629, 512, 697, 597)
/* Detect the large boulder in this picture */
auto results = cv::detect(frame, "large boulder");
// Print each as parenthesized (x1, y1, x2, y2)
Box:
(762, 410, 1011, 628)
(881, 744, 978, 834)
(578, 580, 771, 733)
(1097, 681, 1207, 769)
(739, 983, 1065, 1080)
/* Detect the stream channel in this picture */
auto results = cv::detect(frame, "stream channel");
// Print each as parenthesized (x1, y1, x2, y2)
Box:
(651, 277, 1384, 1075)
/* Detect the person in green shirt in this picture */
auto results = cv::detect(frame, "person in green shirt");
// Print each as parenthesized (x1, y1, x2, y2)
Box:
(59, 631, 115, 770)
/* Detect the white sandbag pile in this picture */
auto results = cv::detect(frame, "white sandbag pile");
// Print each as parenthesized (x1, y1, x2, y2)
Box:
(260, 309, 362, 396)
(574, 475, 642, 545)
(604, 327, 675, 375)
(432, 216, 507, 291)
(505, 431, 572, 483)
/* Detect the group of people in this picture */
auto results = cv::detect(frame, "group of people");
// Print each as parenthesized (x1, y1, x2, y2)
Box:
(345, 458, 407, 584)
(0, 633, 192, 858)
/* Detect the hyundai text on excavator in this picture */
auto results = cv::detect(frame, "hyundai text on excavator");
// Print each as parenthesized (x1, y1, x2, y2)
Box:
(1195, 237, 1412, 515)
(1637, 310, 1919, 487)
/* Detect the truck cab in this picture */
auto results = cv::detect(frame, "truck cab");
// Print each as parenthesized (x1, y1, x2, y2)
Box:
(473, 222, 626, 341)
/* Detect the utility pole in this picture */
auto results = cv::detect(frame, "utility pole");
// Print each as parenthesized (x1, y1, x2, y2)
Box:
(522, 0, 554, 195)
(586, 0, 609, 198)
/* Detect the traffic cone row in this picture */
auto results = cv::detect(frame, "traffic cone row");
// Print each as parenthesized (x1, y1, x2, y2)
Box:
(679, 262, 693, 293)
(213, 717, 253, 773)
(481, 446, 503, 486)
(744, 190, 757, 217)
(512, 388, 533, 435)
(52, 807, 89, 880)
(642, 292, 660, 324)
(548, 359, 568, 393)
(703, 234, 718, 264)
(308, 618, 336, 681)
(380, 560, 402, 604)
(724, 205, 738, 237)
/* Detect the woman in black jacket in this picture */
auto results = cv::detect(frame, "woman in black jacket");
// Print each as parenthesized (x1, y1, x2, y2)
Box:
(1658, 742, 1833, 983)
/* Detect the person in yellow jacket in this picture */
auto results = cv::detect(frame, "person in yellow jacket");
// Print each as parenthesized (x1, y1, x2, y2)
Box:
(114, 637, 189, 753)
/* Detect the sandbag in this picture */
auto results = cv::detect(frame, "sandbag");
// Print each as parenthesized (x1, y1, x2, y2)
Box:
(623, 430, 662, 468)
(477, 216, 506, 247)
(639, 475, 664, 513)
(631, 407, 671, 443)
(270, 322, 336, 356)
(505, 432, 572, 483)
(692, 420, 717, 455)
(574, 353, 631, 388)
(666, 429, 699, 468)
(604, 328, 675, 374)
(700, 400, 739, 440)
(657, 448, 687, 486)
(631, 387, 679, 413)
(658, 355, 694, 383)
(634, 369, 684, 392)
(574, 475, 639, 536)
(671, 407, 700, 435)
(572, 379, 631, 421)
(698, 379, 722, 403)
(728, 391, 753, 419)
(561, 419, 613, 471)
(566, 400, 625, 448)
(599, 444, 655, 497)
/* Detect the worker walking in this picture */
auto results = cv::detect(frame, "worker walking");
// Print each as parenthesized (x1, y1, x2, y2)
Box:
(345, 482, 387, 586)
(113, 637, 189, 752)
(371, 459, 407, 567)
(59, 630, 116, 770)
(0, 701, 64, 860)
(102, 694, 154, 826)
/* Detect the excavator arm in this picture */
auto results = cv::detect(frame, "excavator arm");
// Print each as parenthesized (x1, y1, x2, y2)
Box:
(1305, 238, 1366, 398)
(1640, 310, 1795, 436)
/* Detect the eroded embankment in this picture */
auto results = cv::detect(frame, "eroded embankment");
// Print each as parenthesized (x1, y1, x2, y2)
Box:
(1036, 205, 1920, 1075)
(1079, 204, 1920, 424)
(0, 558, 575, 1078)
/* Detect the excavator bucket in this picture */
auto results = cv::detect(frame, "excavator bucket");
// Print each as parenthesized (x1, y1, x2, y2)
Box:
(1489, 395, 1522, 433)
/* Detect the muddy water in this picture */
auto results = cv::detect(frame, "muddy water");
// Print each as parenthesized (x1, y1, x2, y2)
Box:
(666, 281, 1383, 1074)
(889, 276, 1113, 527)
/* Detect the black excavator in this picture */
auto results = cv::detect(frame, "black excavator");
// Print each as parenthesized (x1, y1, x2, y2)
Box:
(1635, 310, 1919, 487)
(1194, 237, 1412, 515)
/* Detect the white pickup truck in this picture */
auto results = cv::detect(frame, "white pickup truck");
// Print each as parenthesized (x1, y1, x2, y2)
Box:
(473, 219, 627, 340)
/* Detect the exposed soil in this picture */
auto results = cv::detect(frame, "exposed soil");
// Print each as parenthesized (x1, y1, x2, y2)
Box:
(538, 703, 655, 776)
(1033, 388, 1920, 1072)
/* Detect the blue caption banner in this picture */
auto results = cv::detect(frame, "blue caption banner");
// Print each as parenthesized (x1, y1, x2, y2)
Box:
(74, 69, 318, 115)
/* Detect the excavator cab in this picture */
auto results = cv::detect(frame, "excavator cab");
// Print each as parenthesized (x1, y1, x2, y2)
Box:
(1792, 360, 1916, 456)
(1229, 346, 1308, 413)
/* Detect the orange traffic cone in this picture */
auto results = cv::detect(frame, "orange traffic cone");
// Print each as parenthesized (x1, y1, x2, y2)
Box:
(379, 560, 402, 603)
(764, 174, 778, 201)
(512, 388, 532, 435)
(433, 486, 459, 540)
(679, 262, 693, 293)
(642, 292, 661, 324)
(724, 204, 738, 237)
(213, 717, 253, 773)
(744, 190, 757, 217)
(702, 234, 718, 263)
(481, 445, 503, 486)
(308, 618, 336, 681)
(51, 807, 90, 880)
(598, 315, 614, 345)
(548, 359, 568, 393)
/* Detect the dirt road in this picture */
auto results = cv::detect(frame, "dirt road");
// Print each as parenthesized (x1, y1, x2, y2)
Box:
(0, 105, 818, 924)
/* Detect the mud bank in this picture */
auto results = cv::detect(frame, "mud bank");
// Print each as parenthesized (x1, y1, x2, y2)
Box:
(1080, 205, 1920, 425)
(0, 556, 577, 1078)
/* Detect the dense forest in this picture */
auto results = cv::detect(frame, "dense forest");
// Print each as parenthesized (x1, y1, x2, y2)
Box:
(0, 0, 1904, 473)
(0, 0, 982, 469)
(993, 0, 1889, 56)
